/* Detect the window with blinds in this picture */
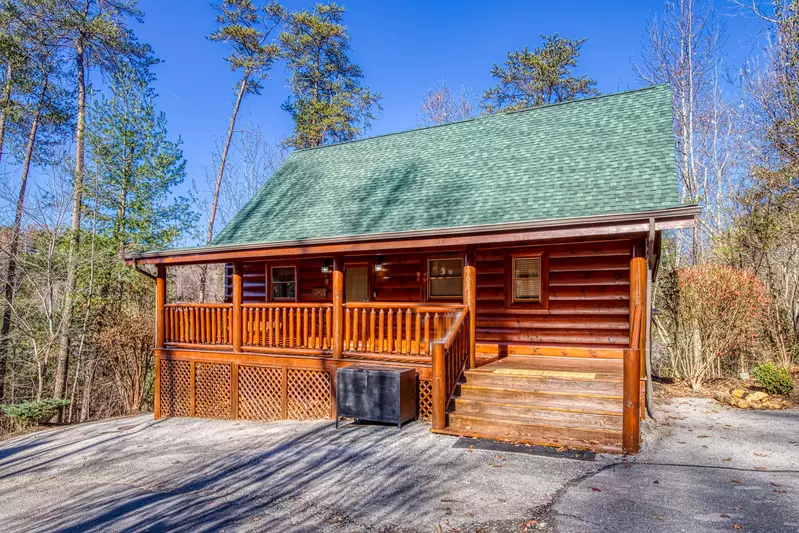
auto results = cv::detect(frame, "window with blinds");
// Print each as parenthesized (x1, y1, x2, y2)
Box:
(345, 266, 369, 302)
(512, 256, 541, 303)
(428, 258, 463, 298)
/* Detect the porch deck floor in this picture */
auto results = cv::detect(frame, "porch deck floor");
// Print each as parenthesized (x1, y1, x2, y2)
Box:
(471, 355, 623, 380)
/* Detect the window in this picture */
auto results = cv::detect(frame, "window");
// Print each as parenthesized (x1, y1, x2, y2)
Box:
(271, 266, 296, 301)
(512, 255, 541, 303)
(428, 258, 463, 298)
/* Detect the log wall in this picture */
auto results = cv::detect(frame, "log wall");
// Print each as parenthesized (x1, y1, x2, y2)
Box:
(222, 238, 633, 356)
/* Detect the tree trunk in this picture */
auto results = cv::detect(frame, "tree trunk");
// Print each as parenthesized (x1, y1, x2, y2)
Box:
(199, 74, 249, 302)
(0, 62, 12, 163)
(0, 74, 46, 402)
(54, 32, 87, 415)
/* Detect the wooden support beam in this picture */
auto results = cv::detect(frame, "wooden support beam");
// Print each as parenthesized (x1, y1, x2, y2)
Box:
(232, 261, 243, 352)
(622, 348, 641, 453)
(332, 256, 344, 359)
(463, 247, 477, 369)
(230, 362, 239, 420)
(154, 265, 166, 421)
(431, 343, 445, 430)
(155, 265, 166, 349)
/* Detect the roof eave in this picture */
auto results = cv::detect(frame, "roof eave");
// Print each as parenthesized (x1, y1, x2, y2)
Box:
(125, 205, 700, 266)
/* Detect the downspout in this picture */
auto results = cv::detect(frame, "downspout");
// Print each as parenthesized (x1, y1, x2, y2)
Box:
(645, 218, 655, 417)
(132, 259, 157, 281)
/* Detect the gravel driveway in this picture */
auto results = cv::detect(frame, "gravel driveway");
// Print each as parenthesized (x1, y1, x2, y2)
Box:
(0, 398, 797, 533)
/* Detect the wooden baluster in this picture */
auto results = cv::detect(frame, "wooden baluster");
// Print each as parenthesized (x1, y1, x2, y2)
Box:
(344, 308, 351, 351)
(405, 309, 412, 354)
(414, 312, 421, 356)
(208, 308, 214, 344)
(289, 308, 295, 348)
(423, 313, 430, 356)
(434, 313, 442, 342)
(310, 308, 316, 349)
(281, 308, 287, 347)
(395, 310, 402, 354)
(271, 308, 277, 347)
(378, 310, 384, 353)
(369, 309, 376, 352)
(218, 309, 223, 344)
(204, 308, 210, 344)
(325, 308, 332, 350)
(360, 309, 367, 352)
(302, 308, 309, 348)
(252, 308, 264, 346)
(266, 307, 275, 347)
(192, 307, 197, 343)
(208, 308, 213, 344)
(352, 308, 360, 351)
(263, 308, 268, 347)
(296, 308, 303, 348)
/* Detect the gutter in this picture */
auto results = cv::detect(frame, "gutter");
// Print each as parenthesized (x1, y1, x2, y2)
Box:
(124, 205, 700, 264)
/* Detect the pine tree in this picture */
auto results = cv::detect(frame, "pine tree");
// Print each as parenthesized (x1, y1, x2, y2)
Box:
(88, 65, 190, 255)
(42, 0, 154, 413)
(201, 0, 284, 301)
(280, 2, 381, 149)
(482, 34, 597, 113)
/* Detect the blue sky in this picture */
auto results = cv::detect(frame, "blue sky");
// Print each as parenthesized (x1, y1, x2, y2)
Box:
(134, 0, 756, 194)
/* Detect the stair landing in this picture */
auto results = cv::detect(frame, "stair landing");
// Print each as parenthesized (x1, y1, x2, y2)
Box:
(434, 355, 625, 453)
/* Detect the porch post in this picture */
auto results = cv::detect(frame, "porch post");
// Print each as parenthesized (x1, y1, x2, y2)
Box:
(332, 256, 344, 359)
(463, 247, 477, 369)
(154, 265, 166, 420)
(631, 242, 647, 418)
(155, 265, 166, 349)
(623, 243, 646, 453)
(232, 261, 243, 352)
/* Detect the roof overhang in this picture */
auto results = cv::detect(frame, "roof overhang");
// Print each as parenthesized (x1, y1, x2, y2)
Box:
(125, 205, 700, 266)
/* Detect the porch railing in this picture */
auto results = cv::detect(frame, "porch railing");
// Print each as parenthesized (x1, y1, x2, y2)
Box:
(164, 303, 233, 347)
(431, 308, 470, 430)
(342, 303, 462, 360)
(241, 303, 333, 353)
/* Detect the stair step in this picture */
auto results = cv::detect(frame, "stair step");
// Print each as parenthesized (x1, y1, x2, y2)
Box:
(445, 413, 623, 453)
(455, 384, 622, 413)
(450, 397, 622, 427)
(462, 371, 622, 395)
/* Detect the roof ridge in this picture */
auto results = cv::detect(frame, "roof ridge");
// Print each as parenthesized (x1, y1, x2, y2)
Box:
(295, 84, 669, 153)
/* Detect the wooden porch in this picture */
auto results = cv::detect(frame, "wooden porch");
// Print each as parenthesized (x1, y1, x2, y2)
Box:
(149, 241, 646, 454)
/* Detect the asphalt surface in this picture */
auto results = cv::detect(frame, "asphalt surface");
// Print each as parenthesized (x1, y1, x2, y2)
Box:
(0, 398, 797, 532)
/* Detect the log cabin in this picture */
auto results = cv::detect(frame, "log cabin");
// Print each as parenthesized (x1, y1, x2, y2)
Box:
(125, 85, 698, 453)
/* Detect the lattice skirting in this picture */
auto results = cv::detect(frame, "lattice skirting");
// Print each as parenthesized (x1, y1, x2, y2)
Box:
(417, 379, 433, 423)
(160, 360, 191, 417)
(159, 358, 427, 423)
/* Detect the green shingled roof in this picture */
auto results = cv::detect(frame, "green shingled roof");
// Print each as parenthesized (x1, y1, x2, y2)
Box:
(212, 85, 680, 247)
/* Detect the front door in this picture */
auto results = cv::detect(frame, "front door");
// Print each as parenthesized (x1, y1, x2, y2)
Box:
(345, 265, 369, 302)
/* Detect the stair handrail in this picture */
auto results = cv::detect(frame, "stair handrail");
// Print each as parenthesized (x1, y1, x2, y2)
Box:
(430, 306, 470, 430)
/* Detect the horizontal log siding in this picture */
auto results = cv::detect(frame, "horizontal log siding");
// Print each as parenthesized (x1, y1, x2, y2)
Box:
(225, 259, 335, 303)
(220, 240, 631, 354)
(374, 255, 422, 302)
(475, 240, 631, 354)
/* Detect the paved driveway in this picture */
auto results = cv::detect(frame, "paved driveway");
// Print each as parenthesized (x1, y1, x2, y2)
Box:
(0, 399, 797, 533)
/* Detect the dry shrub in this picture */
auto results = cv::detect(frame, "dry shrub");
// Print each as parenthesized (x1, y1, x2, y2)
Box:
(95, 310, 155, 414)
(656, 264, 768, 390)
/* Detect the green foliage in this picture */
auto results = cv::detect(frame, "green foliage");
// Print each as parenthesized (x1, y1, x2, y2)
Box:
(87, 65, 193, 254)
(208, 0, 285, 95)
(482, 34, 598, 114)
(752, 363, 794, 396)
(280, 2, 381, 148)
(1, 398, 70, 424)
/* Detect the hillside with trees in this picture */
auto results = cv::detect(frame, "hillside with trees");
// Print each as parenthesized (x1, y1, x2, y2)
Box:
(1, 0, 797, 434)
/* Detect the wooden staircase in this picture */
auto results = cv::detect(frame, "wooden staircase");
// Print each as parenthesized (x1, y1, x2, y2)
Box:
(438, 355, 625, 453)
